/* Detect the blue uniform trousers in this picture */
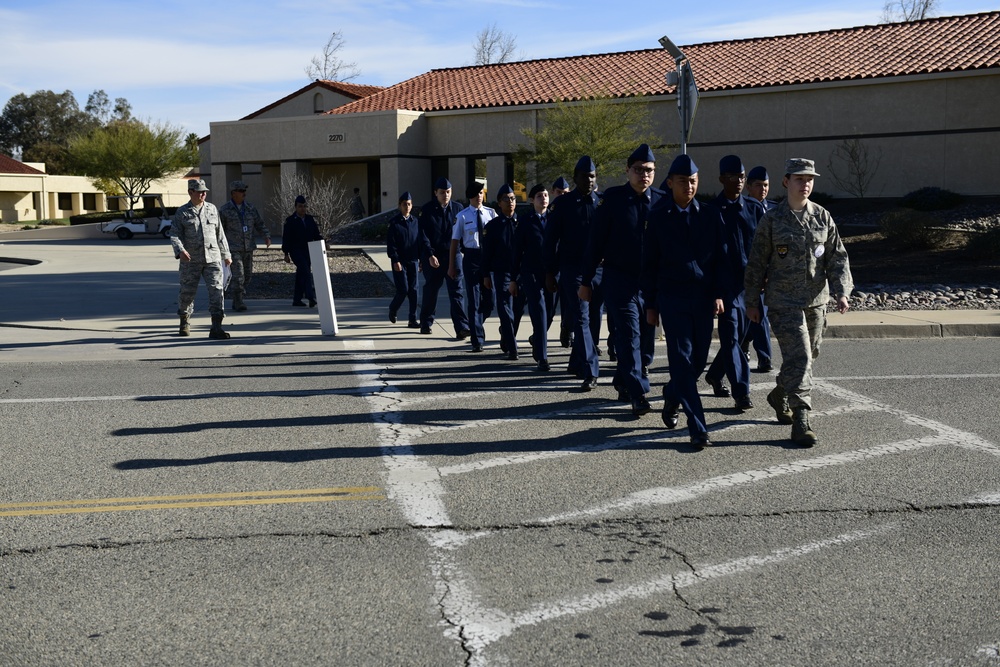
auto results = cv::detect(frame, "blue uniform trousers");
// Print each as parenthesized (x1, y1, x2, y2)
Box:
(461, 249, 491, 347)
(389, 259, 419, 322)
(560, 273, 601, 379)
(705, 293, 751, 399)
(521, 272, 549, 362)
(603, 269, 652, 399)
(290, 250, 316, 303)
(492, 271, 517, 353)
(658, 295, 715, 438)
(420, 255, 469, 334)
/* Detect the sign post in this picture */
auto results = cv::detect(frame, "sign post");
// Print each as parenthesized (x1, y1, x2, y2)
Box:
(659, 36, 700, 154)
(308, 239, 339, 336)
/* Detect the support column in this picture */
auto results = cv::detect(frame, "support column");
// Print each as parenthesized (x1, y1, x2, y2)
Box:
(448, 157, 467, 203)
(211, 163, 244, 206)
(486, 155, 507, 204)
(70, 192, 84, 216)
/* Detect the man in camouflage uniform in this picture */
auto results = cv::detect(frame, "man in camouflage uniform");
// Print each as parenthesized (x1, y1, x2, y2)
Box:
(744, 158, 853, 447)
(170, 178, 233, 339)
(218, 180, 270, 311)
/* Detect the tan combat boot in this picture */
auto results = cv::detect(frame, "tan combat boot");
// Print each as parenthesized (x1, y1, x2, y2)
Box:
(791, 407, 817, 447)
(766, 385, 793, 424)
(208, 314, 231, 340)
(179, 314, 191, 337)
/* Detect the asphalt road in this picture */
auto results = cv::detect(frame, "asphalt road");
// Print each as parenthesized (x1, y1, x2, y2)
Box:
(1, 338, 999, 666)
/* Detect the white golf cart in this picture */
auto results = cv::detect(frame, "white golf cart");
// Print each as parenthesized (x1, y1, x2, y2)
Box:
(100, 195, 172, 239)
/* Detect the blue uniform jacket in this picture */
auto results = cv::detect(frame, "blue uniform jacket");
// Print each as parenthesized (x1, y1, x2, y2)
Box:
(544, 189, 600, 276)
(583, 184, 663, 287)
(418, 199, 464, 261)
(512, 210, 547, 283)
(713, 193, 766, 303)
(481, 213, 517, 274)
(386, 212, 421, 263)
(640, 198, 729, 305)
(281, 214, 322, 256)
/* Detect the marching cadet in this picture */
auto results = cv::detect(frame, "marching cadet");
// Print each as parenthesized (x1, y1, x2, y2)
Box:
(218, 180, 270, 312)
(642, 155, 728, 448)
(743, 165, 777, 372)
(551, 176, 571, 202)
(170, 179, 232, 339)
(544, 156, 602, 389)
(386, 191, 421, 328)
(448, 181, 497, 352)
(481, 184, 519, 359)
(281, 195, 322, 308)
(581, 144, 662, 416)
(703, 155, 766, 410)
(418, 178, 470, 338)
(745, 158, 853, 447)
(511, 183, 552, 371)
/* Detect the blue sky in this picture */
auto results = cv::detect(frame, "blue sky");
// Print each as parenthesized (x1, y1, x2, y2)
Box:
(1, 0, 993, 138)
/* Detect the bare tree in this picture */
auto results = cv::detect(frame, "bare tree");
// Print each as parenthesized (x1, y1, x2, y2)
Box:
(473, 23, 519, 65)
(305, 31, 361, 81)
(826, 137, 883, 199)
(271, 172, 353, 239)
(880, 0, 938, 23)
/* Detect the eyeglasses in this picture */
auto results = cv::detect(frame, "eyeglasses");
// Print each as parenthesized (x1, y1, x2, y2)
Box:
(631, 166, 655, 175)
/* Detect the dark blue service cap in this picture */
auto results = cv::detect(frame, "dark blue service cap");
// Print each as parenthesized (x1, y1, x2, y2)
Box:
(497, 183, 515, 198)
(434, 177, 452, 190)
(719, 154, 744, 175)
(294, 195, 307, 205)
(574, 155, 596, 173)
(398, 191, 412, 203)
(528, 183, 546, 199)
(628, 143, 655, 166)
(466, 181, 485, 198)
(552, 176, 571, 190)
(667, 154, 698, 177)
(747, 166, 769, 182)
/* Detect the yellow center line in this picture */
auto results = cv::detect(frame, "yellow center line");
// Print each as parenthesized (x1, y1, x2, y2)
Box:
(0, 487, 385, 517)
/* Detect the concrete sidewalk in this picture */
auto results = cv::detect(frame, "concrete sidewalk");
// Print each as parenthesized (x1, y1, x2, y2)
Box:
(2, 225, 999, 362)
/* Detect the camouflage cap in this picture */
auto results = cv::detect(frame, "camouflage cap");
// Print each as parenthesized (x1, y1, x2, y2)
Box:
(187, 178, 209, 192)
(230, 180, 248, 191)
(785, 158, 820, 177)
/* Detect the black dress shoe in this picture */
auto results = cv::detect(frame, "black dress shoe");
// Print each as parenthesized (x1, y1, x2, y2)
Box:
(507, 350, 519, 361)
(581, 376, 598, 391)
(631, 395, 652, 417)
(595, 346, 603, 357)
(616, 389, 630, 403)
(308, 299, 317, 308)
(756, 362, 773, 373)
(560, 326, 571, 348)
(708, 378, 731, 398)
(408, 320, 420, 328)
(690, 434, 711, 449)
(735, 395, 754, 412)
(661, 397, 680, 429)
(457, 329, 471, 340)
(419, 326, 432, 335)
(471, 343, 483, 352)
(292, 301, 307, 307)
(537, 359, 551, 372)
(389, 310, 397, 324)
(608, 346, 617, 362)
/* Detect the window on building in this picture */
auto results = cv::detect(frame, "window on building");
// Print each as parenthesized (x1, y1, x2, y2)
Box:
(83, 193, 97, 210)
(507, 154, 528, 202)
(57, 193, 72, 211)
(313, 92, 325, 113)
(431, 157, 448, 192)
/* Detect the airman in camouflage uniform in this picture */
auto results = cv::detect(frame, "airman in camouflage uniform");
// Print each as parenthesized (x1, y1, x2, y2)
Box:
(744, 158, 853, 447)
(218, 180, 271, 311)
(170, 178, 233, 339)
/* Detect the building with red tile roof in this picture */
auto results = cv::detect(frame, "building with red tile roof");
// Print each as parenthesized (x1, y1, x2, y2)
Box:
(206, 12, 1000, 217)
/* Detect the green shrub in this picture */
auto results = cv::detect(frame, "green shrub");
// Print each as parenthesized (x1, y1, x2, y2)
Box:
(899, 187, 963, 211)
(965, 227, 1000, 260)
(362, 221, 390, 242)
(39, 219, 70, 226)
(878, 209, 949, 249)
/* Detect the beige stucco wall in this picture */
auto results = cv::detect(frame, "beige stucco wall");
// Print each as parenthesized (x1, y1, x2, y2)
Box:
(251, 89, 356, 120)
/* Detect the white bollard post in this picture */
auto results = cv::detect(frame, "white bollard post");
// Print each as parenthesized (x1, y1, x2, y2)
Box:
(308, 239, 339, 336)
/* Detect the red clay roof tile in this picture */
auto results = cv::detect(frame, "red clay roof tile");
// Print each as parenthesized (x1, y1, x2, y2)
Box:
(0, 155, 44, 175)
(329, 12, 1000, 115)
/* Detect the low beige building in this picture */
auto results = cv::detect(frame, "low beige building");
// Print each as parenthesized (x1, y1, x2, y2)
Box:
(0, 154, 192, 223)
(205, 12, 1000, 220)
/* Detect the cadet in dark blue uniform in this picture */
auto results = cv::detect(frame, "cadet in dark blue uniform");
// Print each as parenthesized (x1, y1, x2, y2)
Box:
(581, 144, 661, 416)
(743, 165, 776, 372)
(417, 178, 470, 338)
(643, 155, 728, 448)
(482, 184, 519, 359)
(386, 191, 421, 327)
(512, 183, 552, 372)
(281, 195, 322, 308)
(703, 156, 766, 410)
(545, 156, 602, 389)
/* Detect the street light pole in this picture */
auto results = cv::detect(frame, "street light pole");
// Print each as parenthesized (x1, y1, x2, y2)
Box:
(659, 35, 699, 155)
